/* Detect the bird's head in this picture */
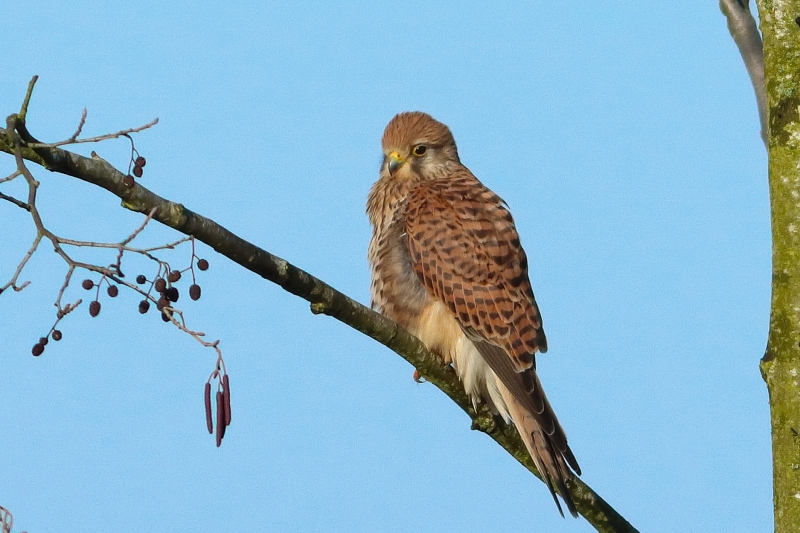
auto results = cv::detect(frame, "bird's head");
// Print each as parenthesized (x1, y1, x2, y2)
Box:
(380, 111, 460, 182)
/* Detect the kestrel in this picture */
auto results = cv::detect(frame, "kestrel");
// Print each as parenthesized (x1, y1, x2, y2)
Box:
(367, 111, 580, 516)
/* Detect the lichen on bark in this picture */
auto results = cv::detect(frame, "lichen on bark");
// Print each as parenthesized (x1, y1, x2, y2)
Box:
(757, 1, 800, 530)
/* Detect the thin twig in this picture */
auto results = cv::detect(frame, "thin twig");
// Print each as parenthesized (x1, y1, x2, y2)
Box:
(164, 307, 225, 361)
(63, 107, 88, 144)
(0, 505, 12, 533)
(0, 191, 30, 210)
(120, 207, 158, 245)
(26, 118, 159, 148)
(18, 75, 38, 121)
(53, 265, 82, 318)
(720, 0, 767, 146)
(0, 169, 21, 184)
(0, 233, 41, 292)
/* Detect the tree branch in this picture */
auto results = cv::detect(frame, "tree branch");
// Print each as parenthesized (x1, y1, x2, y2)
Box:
(720, 0, 767, 146)
(754, 2, 800, 530)
(0, 117, 638, 533)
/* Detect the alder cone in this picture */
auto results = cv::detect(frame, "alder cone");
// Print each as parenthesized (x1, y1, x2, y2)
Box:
(89, 300, 101, 317)
(154, 278, 167, 293)
(189, 284, 201, 301)
(165, 287, 179, 303)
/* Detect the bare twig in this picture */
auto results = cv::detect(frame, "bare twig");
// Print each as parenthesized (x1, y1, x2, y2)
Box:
(720, 0, 767, 146)
(1, 234, 41, 293)
(0, 191, 29, 210)
(26, 118, 159, 148)
(18, 75, 38, 120)
(165, 307, 221, 354)
(0, 169, 21, 184)
(63, 107, 88, 144)
(0, 506, 12, 533)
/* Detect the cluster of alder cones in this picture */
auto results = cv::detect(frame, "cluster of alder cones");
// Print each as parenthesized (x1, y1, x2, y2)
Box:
(30, 257, 209, 357)
(135, 259, 208, 321)
(123, 156, 147, 188)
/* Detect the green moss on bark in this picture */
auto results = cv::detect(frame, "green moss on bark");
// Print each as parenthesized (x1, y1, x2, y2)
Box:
(757, 1, 800, 530)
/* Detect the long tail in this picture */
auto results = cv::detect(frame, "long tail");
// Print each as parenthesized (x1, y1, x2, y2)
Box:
(497, 381, 578, 517)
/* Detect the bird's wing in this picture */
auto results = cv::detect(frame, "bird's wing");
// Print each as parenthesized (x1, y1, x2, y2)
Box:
(404, 171, 580, 514)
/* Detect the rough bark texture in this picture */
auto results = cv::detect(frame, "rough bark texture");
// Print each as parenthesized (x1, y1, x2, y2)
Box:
(0, 119, 638, 533)
(756, 1, 800, 530)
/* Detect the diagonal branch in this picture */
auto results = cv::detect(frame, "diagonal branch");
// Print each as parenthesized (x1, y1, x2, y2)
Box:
(720, 0, 767, 146)
(0, 122, 638, 533)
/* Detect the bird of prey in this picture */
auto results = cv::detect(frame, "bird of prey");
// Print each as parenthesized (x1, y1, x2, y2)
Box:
(367, 111, 580, 516)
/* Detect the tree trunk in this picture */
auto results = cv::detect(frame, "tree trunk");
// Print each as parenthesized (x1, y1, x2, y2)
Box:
(756, 1, 800, 530)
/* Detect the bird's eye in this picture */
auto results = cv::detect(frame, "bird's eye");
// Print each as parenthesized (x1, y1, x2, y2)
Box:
(412, 145, 428, 156)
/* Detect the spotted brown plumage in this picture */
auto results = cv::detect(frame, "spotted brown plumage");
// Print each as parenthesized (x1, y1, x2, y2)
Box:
(367, 111, 580, 517)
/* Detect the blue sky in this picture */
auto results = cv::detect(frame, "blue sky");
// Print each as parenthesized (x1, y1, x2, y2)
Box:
(2, 2, 770, 532)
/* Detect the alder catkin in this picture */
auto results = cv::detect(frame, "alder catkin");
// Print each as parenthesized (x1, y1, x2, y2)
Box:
(215, 391, 226, 447)
(222, 374, 232, 426)
(204, 382, 213, 435)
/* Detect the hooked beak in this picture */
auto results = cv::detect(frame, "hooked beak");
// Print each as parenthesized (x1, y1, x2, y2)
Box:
(387, 151, 405, 175)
